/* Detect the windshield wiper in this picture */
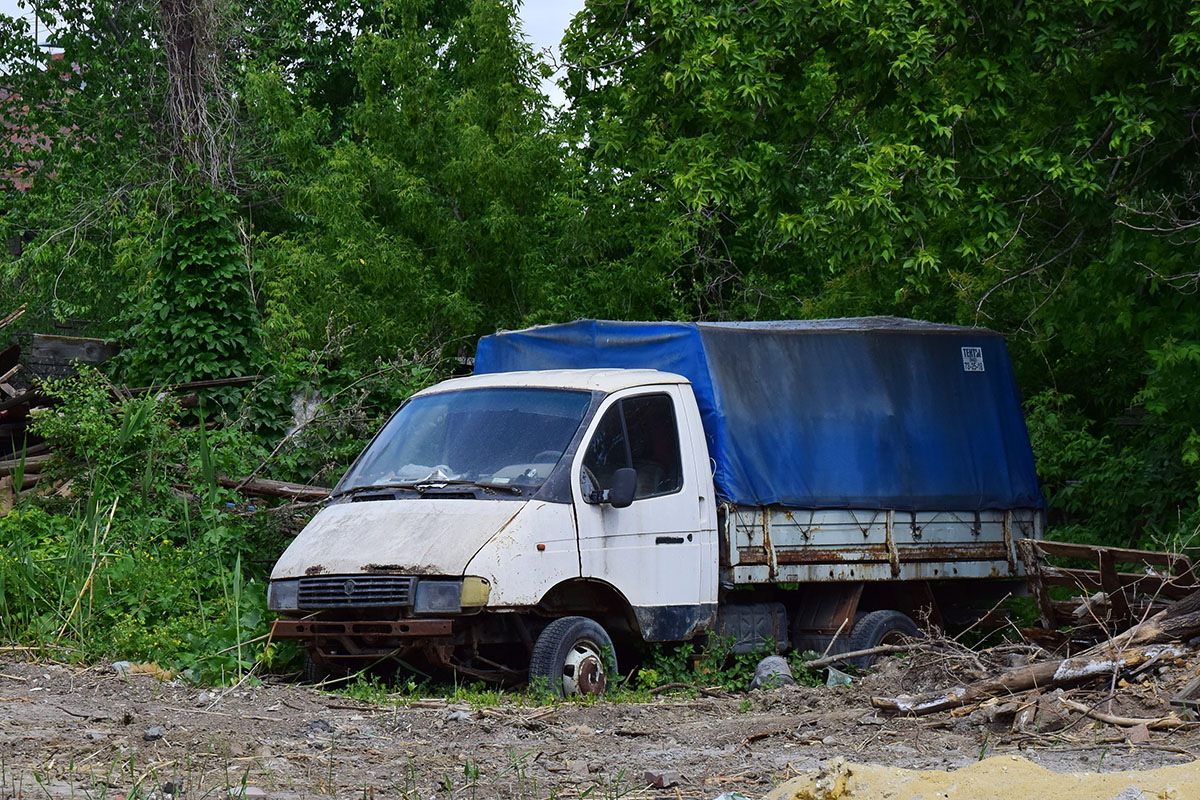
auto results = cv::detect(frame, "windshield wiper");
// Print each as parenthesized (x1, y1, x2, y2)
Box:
(331, 482, 419, 499)
(414, 478, 526, 496)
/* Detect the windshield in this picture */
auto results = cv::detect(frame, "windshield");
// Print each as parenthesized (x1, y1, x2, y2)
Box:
(336, 387, 593, 495)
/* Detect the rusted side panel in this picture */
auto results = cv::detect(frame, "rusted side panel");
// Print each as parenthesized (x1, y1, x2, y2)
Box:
(724, 506, 1042, 585)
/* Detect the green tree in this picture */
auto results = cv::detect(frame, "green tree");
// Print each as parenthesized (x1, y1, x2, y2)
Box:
(560, 0, 1200, 542)
(256, 0, 561, 361)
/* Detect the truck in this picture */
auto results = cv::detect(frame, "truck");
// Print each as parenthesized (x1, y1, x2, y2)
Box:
(267, 318, 1044, 694)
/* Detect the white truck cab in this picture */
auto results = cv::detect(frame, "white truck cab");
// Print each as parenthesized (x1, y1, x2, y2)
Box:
(269, 319, 1044, 694)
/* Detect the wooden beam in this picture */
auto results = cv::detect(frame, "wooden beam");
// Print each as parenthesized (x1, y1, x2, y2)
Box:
(1030, 539, 1193, 570)
(0, 303, 27, 332)
(215, 474, 330, 501)
(29, 334, 119, 364)
(0, 453, 52, 476)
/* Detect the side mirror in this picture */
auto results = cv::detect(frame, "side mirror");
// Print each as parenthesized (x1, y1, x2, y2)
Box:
(608, 467, 637, 509)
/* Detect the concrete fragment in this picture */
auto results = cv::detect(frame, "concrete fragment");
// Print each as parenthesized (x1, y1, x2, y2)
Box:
(143, 727, 165, 741)
(644, 769, 680, 788)
(1126, 723, 1151, 744)
(1012, 692, 1039, 733)
(750, 655, 795, 690)
(1035, 699, 1068, 732)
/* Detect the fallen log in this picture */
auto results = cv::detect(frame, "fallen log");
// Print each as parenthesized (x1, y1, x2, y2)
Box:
(0, 453, 53, 476)
(871, 643, 1189, 716)
(1092, 589, 1200, 652)
(215, 474, 330, 501)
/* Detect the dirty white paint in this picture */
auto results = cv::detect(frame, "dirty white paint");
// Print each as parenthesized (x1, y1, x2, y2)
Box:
(271, 500, 527, 579)
(465, 501, 581, 606)
(572, 384, 719, 611)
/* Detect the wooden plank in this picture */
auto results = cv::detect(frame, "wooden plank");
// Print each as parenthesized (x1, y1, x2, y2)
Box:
(0, 453, 52, 476)
(1098, 549, 1132, 627)
(1018, 538, 1058, 628)
(28, 334, 119, 365)
(1037, 566, 1195, 600)
(1032, 539, 1191, 570)
(0, 390, 48, 414)
(1171, 672, 1200, 711)
(0, 303, 27, 332)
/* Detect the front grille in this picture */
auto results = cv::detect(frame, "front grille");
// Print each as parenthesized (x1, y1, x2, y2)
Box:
(298, 574, 416, 608)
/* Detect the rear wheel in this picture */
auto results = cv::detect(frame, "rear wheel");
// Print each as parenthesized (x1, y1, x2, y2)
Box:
(845, 610, 919, 668)
(528, 616, 616, 698)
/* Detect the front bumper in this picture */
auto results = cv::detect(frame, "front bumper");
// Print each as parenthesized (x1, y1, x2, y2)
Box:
(271, 617, 453, 640)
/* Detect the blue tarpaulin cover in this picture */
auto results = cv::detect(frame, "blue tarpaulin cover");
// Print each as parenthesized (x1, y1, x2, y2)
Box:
(475, 319, 1043, 511)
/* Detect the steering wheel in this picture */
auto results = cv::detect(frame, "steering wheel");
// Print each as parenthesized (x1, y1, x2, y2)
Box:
(533, 449, 561, 462)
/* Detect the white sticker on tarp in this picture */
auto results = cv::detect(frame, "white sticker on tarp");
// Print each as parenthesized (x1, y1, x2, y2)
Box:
(962, 346, 985, 372)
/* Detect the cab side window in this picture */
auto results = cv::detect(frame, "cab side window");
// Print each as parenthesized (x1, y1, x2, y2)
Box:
(581, 394, 683, 501)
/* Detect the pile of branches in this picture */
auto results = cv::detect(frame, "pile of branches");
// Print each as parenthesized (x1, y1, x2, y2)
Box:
(871, 591, 1200, 734)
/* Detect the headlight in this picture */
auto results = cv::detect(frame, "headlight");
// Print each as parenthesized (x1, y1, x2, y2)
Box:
(267, 579, 299, 611)
(412, 577, 491, 614)
(413, 580, 463, 614)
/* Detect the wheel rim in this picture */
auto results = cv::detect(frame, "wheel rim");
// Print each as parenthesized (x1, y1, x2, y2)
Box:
(561, 638, 608, 696)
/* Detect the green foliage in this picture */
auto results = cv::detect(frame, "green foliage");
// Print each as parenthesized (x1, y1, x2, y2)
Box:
(256, 0, 560, 362)
(3, 370, 284, 683)
(634, 637, 821, 694)
(32, 370, 186, 500)
(113, 187, 262, 386)
(560, 0, 1200, 542)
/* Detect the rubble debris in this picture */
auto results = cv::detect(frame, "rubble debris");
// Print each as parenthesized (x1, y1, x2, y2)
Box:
(873, 587, 1200, 723)
(1019, 538, 1196, 631)
(143, 726, 165, 740)
(643, 769, 679, 788)
(750, 655, 796, 690)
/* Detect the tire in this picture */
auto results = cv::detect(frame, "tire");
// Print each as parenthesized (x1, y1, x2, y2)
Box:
(528, 616, 617, 698)
(791, 633, 848, 659)
(302, 652, 331, 685)
(845, 610, 919, 669)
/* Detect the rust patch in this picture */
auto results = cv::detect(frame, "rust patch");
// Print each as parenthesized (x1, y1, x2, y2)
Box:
(305, 564, 328, 576)
(362, 563, 434, 575)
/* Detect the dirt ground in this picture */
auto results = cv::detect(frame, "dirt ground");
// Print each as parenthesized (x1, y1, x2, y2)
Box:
(1, 654, 1197, 800)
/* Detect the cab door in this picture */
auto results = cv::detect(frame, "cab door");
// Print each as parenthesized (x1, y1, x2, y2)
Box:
(573, 386, 711, 641)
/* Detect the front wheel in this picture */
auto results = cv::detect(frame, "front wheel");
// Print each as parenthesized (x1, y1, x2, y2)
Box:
(528, 616, 617, 698)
